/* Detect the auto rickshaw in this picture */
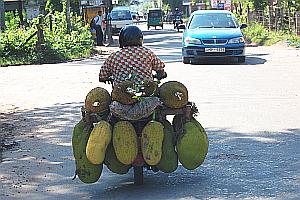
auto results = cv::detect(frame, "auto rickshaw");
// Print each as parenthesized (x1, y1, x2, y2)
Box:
(147, 8, 164, 30)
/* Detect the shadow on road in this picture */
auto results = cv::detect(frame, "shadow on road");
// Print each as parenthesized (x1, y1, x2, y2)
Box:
(244, 56, 267, 65)
(187, 56, 267, 65)
(143, 29, 178, 36)
(1, 102, 299, 199)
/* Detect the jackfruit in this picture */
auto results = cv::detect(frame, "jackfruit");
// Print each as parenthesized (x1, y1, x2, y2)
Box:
(113, 121, 138, 165)
(85, 87, 111, 113)
(156, 120, 178, 173)
(72, 120, 102, 183)
(104, 142, 131, 174)
(142, 80, 158, 96)
(159, 81, 188, 108)
(176, 121, 208, 170)
(191, 118, 209, 147)
(141, 120, 164, 166)
(86, 121, 112, 165)
(111, 80, 137, 105)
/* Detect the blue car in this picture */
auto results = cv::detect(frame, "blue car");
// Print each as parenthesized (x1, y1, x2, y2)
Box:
(182, 10, 247, 64)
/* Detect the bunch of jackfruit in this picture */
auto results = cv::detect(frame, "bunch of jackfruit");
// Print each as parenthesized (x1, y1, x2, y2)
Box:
(72, 82, 208, 184)
(110, 80, 189, 109)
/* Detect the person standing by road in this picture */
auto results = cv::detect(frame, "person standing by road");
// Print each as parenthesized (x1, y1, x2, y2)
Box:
(93, 10, 104, 46)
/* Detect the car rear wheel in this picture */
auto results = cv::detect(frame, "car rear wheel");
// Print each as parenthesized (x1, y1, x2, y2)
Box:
(182, 57, 190, 64)
(238, 56, 245, 63)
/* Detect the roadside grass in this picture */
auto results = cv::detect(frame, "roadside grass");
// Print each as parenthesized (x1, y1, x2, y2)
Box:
(243, 23, 300, 47)
(0, 12, 94, 67)
(0, 57, 33, 67)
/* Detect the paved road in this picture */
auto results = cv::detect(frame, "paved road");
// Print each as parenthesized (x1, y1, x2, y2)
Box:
(0, 24, 300, 200)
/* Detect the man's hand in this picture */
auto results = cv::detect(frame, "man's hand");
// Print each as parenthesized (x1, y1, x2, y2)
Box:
(99, 77, 113, 84)
(154, 70, 167, 80)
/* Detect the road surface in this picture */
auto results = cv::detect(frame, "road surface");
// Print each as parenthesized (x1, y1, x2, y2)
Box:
(0, 24, 300, 199)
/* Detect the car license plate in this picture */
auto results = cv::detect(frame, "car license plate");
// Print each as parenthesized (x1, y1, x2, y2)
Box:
(205, 48, 225, 53)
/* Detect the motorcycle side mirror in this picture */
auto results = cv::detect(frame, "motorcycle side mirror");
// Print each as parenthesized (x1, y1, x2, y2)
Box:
(240, 23, 247, 29)
(178, 24, 186, 29)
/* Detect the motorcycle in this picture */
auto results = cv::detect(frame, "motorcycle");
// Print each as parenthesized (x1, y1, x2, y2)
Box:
(80, 73, 199, 185)
(174, 16, 184, 32)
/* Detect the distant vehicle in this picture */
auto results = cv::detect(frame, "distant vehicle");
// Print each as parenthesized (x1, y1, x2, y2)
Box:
(147, 8, 164, 30)
(182, 10, 247, 64)
(174, 15, 184, 32)
(131, 11, 139, 20)
(110, 7, 134, 35)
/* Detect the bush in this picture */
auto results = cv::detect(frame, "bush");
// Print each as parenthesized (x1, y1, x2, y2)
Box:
(243, 23, 300, 46)
(0, 11, 94, 67)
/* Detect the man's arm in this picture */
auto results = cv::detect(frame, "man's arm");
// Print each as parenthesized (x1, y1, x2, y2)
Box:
(99, 77, 113, 84)
(151, 52, 166, 74)
(99, 57, 113, 83)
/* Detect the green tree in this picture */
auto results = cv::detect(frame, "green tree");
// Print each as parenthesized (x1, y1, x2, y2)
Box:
(46, 0, 80, 15)
(163, 0, 182, 11)
(162, 3, 171, 13)
(252, 0, 268, 10)
(142, 2, 154, 13)
(46, 0, 63, 12)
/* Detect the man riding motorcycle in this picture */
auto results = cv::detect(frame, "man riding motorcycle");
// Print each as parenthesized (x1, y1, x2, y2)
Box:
(98, 25, 167, 167)
(99, 25, 167, 85)
(173, 8, 183, 29)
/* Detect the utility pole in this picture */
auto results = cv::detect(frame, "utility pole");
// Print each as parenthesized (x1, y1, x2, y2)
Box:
(0, 0, 5, 31)
(104, 0, 113, 45)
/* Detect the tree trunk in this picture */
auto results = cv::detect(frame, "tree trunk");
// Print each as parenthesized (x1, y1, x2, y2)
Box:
(18, 0, 24, 25)
(66, 0, 71, 33)
(36, 16, 45, 51)
(268, 0, 274, 30)
(296, 13, 300, 35)
(39, 0, 46, 15)
(0, 0, 5, 31)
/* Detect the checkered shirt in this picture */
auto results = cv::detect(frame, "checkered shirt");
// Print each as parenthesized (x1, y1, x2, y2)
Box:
(99, 46, 165, 85)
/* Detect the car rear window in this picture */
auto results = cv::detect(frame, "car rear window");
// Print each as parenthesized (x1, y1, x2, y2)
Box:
(189, 13, 238, 29)
(111, 10, 132, 21)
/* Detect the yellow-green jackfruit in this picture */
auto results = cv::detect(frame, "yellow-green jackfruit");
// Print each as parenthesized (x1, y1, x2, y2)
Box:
(141, 120, 164, 166)
(85, 87, 111, 113)
(86, 121, 112, 165)
(72, 120, 103, 183)
(159, 81, 188, 108)
(176, 121, 208, 170)
(104, 142, 131, 174)
(157, 120, 178, 173)
(113, 121, 138, 165)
